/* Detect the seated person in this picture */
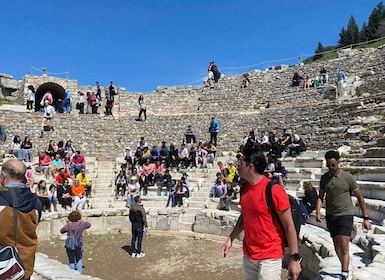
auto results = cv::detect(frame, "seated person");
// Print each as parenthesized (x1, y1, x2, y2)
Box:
(71, 178, 87, 210)
(241, 74, 250, 88)
(48, 184, 58, 212)
(219, 180, 236, 211)
(178, 143, 189, 169)
(264, 155, 275, 179)
(55, 167, 72, 186)
(126, 176, 140, 207)
(133, 146, 144, 167)
(153, 160, 164, 185)
(239, 131, 249, 152)
(36, 180, 51, 212)
(158, 169, 172, 196)
(288, 134, 306, 157)
(123, 147, 133, 166)
(115, 170, 128, 198)
(25, 162, 35, 191)
(300, 181, 318, 213)
(273, 160, 287, 186)
(76, 168, 92, 198)
(45, 140, 58, 159)
(52, 153, 64, 174)
(150, 145, 160, 163)
(136, 136, 148, 150)
(195, 145, 208, 168)
(181, 172, 190, 198)
(183, 125, 197, 145)
(319, 67, 329, 83)
(227, 160, 238, 182)
(210, 172, 225, 198)
(38, 151, 54, 179)
(292, 72, 303, 87)
(206, 142, 216, 164)
(159, 145, 169, 164)
(57, 178, 72, 210)
(142, 146, 150, 162)
(174, 180, 186, 207)
(139, 158, 155, 195)
(166, 144, 179, 169)
(70, 150, 86, 177)
(280, 128, 292, 152)
(63, 153, 71, 174)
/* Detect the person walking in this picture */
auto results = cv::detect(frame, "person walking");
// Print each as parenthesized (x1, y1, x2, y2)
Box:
(316, 150, 371, 280)
(209, 117, 220, 147)
(129, 196, 148, 258)
(221, 148, 301, 280)
(60, 210, 91, 274)
(0, 159, 42, 280)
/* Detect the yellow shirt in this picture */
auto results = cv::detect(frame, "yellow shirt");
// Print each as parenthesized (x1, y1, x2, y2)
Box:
(76, 173, 90, 186)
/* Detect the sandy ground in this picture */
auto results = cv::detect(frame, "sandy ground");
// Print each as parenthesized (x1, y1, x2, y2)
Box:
(38, 231, 288, 280)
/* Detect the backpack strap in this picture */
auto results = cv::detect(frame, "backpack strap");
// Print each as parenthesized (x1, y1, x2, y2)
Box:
(265, 180, 285, 233)
(9, 188, 19, 247)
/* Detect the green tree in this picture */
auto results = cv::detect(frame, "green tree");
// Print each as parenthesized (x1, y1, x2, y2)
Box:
(338, 16, 360, 47)
(362, 2, 385, 40)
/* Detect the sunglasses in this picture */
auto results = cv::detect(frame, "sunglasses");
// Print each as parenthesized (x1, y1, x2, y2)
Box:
(326, 163, 337, 168)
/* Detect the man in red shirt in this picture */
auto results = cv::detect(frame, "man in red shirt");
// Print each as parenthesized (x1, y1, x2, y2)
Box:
(55, 167, 72, 186)
(221, 148, 301, 280)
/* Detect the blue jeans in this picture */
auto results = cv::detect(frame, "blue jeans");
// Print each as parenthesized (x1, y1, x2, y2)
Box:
(131, 226, 144, 254)
(166, 193, 175, 207)
(66, 246, 83, 274)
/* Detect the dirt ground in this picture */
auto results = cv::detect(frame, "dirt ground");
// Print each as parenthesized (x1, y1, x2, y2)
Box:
(38, 231, 288, 280)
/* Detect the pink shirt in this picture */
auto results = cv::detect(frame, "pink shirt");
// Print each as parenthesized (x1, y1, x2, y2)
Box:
(71, 155, 85, 165)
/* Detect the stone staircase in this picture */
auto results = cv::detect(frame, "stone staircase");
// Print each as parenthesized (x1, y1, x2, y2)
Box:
(88, 159, 117, 209)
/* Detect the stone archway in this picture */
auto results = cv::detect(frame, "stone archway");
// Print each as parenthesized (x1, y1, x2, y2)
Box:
(35, 82, 65, 111)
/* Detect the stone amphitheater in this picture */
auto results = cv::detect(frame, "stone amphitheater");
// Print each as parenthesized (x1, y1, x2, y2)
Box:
(1, 46, 385, 280)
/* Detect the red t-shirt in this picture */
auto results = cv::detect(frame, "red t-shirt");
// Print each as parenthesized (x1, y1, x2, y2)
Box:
(55, 173, 71, 185)
(240, 176, 290, 260)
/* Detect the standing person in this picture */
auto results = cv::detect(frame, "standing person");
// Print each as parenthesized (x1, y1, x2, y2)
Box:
(221, 148, 301, 280)
(209, 117, 220, 147)
(129, 196, 148, 258)
(0, 159, 42, 280)
(0, 124, 6, 159)
(95, 81, 102, 102)
(316, 150, 371, 280)
(77, 92, 85, 114)
(336, 69, 346, 98)
(40, 100, 55, 138)
(137, 95, 147, 121)
(60, 210, 91, 274)
(27, 85, 35, 111)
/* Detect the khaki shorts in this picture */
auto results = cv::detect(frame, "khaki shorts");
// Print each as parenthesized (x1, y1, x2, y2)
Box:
(243, 255, 282, 280)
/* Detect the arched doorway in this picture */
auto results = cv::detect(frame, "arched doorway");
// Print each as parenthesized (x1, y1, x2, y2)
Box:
(35, 82, 65, 111)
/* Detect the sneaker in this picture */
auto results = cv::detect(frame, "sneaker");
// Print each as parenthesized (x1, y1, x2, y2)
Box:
(131, 253, 136, 258)
(136, 252, 145, 258)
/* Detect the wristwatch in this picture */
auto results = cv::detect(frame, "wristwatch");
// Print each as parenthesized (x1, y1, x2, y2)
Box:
(363, 215, 369, 220)
(289, 253, 301, 262)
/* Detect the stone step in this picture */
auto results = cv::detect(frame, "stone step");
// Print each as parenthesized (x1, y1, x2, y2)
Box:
(187, 200, 206, 209)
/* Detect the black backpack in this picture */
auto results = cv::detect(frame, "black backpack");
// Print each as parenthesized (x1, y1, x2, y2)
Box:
(265, 180, 301, 246)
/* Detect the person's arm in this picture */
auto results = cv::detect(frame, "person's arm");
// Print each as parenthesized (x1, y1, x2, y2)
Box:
(222, 214, 243, 257)
(316, 189, 325, 222)
(140, 207, 148, 228)
(277, 208, 302, 279)
(353, 189, 372, 230)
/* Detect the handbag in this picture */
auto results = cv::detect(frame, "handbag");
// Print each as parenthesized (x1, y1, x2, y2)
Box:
(0, 189, 25, 280)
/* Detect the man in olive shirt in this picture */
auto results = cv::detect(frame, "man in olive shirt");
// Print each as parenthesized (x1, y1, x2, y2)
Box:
(316, 150, 371, 280)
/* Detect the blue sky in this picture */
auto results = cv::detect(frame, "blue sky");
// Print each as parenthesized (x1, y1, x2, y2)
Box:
(0, 0, 380, 92)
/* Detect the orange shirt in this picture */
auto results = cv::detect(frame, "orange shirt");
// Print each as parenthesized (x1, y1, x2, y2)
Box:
(71, 184, 85, 197)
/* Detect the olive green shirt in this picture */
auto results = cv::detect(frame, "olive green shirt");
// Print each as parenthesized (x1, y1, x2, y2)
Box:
(319, 170, 358, 217)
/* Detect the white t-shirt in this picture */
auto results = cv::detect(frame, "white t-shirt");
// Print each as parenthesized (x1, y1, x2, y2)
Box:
(44, 105, 54, 118)
(28, 89, 35, 101)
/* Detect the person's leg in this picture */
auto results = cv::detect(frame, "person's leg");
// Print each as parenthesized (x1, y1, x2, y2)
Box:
(143, 109, 147, 121)
(75, 247, 83, 274)
(72, 196, 80, 210)
(333, 235, 351, 273)
(136, 227, 144, 253)
(131, 227, 137, 255)
(66, 249, 76, 270)
(258, 258, 282, 280)
(77, 197, 87, 210)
